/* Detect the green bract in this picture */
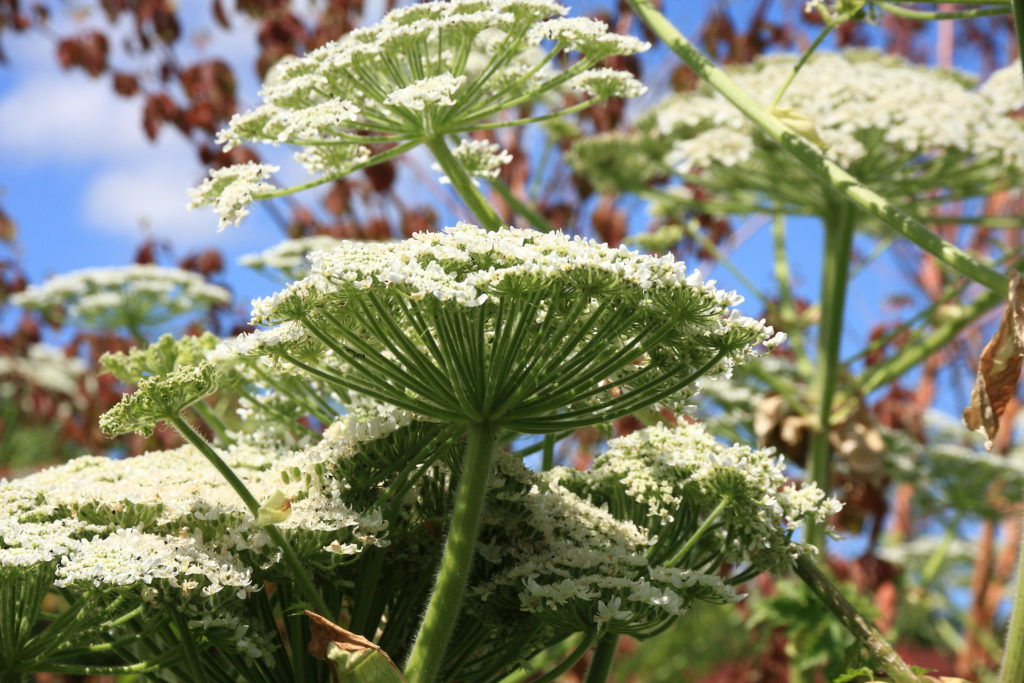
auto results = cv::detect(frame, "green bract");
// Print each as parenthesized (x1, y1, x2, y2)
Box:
(188, 0, 649, 229)
(248, 223, 781, 432)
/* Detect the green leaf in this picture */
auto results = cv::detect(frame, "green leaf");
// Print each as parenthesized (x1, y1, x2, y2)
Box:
(833, 666, 874, 683)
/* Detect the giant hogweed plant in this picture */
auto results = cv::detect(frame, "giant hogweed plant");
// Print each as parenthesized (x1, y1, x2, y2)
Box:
(2, 0, 1014, 682)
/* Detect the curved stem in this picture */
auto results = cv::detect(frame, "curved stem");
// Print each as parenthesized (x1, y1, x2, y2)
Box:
(167, 414, 330, 617)
(504, 634, 597, 683)
(425, 136, 503, 231)
(877, 1, 1010, 19)
(769, 10, 854, 109)
(792, 553, 920, 683)
(583, 634, 619, 683)
(625, 0, 1008, 296)
(806, 201, 855, 550)
(1000, 514, 1024, 681)
(667, 496, 730, 567)
(404, 422, 498, 683)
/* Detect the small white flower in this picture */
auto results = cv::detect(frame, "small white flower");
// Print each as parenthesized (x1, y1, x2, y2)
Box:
(187, 162, 279, 231)
(595, 597, 633, 625)
(385, 73, 467, 111)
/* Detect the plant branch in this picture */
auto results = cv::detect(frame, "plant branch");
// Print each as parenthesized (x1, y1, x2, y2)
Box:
(425, 136, 503, 231)
(792, 553, 921, 683)
(626, 0, 1009, 295)
(167, 414, 330, 617)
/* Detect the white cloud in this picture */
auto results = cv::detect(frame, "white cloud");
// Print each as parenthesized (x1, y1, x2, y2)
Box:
(0, 72, 191, 164)
(83, 162, 226, 245)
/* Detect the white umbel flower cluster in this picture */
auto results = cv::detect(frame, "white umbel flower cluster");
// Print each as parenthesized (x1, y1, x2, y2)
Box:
(563, 422, 842, 571)
(245, 223, 778, 431)
(240, 235, 344, 278)
(568, 67, 647, 99)
(473, 452, 743, 636)
(12, 265, 230, 333)
(253, 223, 750, 320)
(384, 73, 467, 111)
(980, 59, 1024, 115)
(0, 344, 86, 399)
(652, 51, 1024, 172)
(190, 0, 649, 229)
(187, 162, 280, 230)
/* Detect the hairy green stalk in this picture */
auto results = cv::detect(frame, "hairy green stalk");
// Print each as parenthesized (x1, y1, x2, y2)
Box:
(626, 0, 1009, 296)
(167, 414, 330, 617)
(792, 554, 920, 683)
(583, 635, 619, 683)
(404, 422, 498, 683)
(426, 136, 504, 231)
(807, 202, 856, 549)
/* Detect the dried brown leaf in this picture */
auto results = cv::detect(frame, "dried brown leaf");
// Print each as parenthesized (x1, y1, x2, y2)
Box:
(304, 610, 398, 668)
(963, 273, 1024, 450)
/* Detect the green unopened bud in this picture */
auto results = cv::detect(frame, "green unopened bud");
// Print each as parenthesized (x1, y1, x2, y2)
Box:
(255, 490, 293, 527)
(99, 363, 221, 437)
(770, 107, 826, 148)
(101, 332, 219, 383)
(328, 645, 406, 682)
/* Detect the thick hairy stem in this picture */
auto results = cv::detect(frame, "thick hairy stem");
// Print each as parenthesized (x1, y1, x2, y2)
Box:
(404, 423, 498, 683)
(583, 635, 619, 683)
(792, 554, 921, 683)
(626, 0, 1008, 296)
(167, 414, 330, 617)
(425, 136, 503, 231)
(806, 202, 855, 549)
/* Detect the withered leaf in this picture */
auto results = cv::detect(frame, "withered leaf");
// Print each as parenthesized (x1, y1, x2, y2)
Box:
(963, 273, 1024, 450)
(305, 610, 404, 682)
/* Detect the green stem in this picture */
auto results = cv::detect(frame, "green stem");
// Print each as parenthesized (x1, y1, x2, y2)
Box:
(501, 634, 597, 683)
(668, 496, 730, 567)
(877, 1, 1010, 19)
(191, 401, 235, 447)
(806, 202, 855, 549)
(425, 136, 503, 231)
(999, 515, 1024, 681)
(169, 609, 206, 683)
(792, 554, 920, 683)
(583, 635, 619, 683)
(404, 422, 498, 683)
(625, 0, 1009, 296)
(542, 434, 555, 471)
(857, 287, 1002, 394)
(167, 414, 330, 617)
(769, 9, 856, 108)
(255, 139, 420, 200)
(489, 178, 555, 232)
